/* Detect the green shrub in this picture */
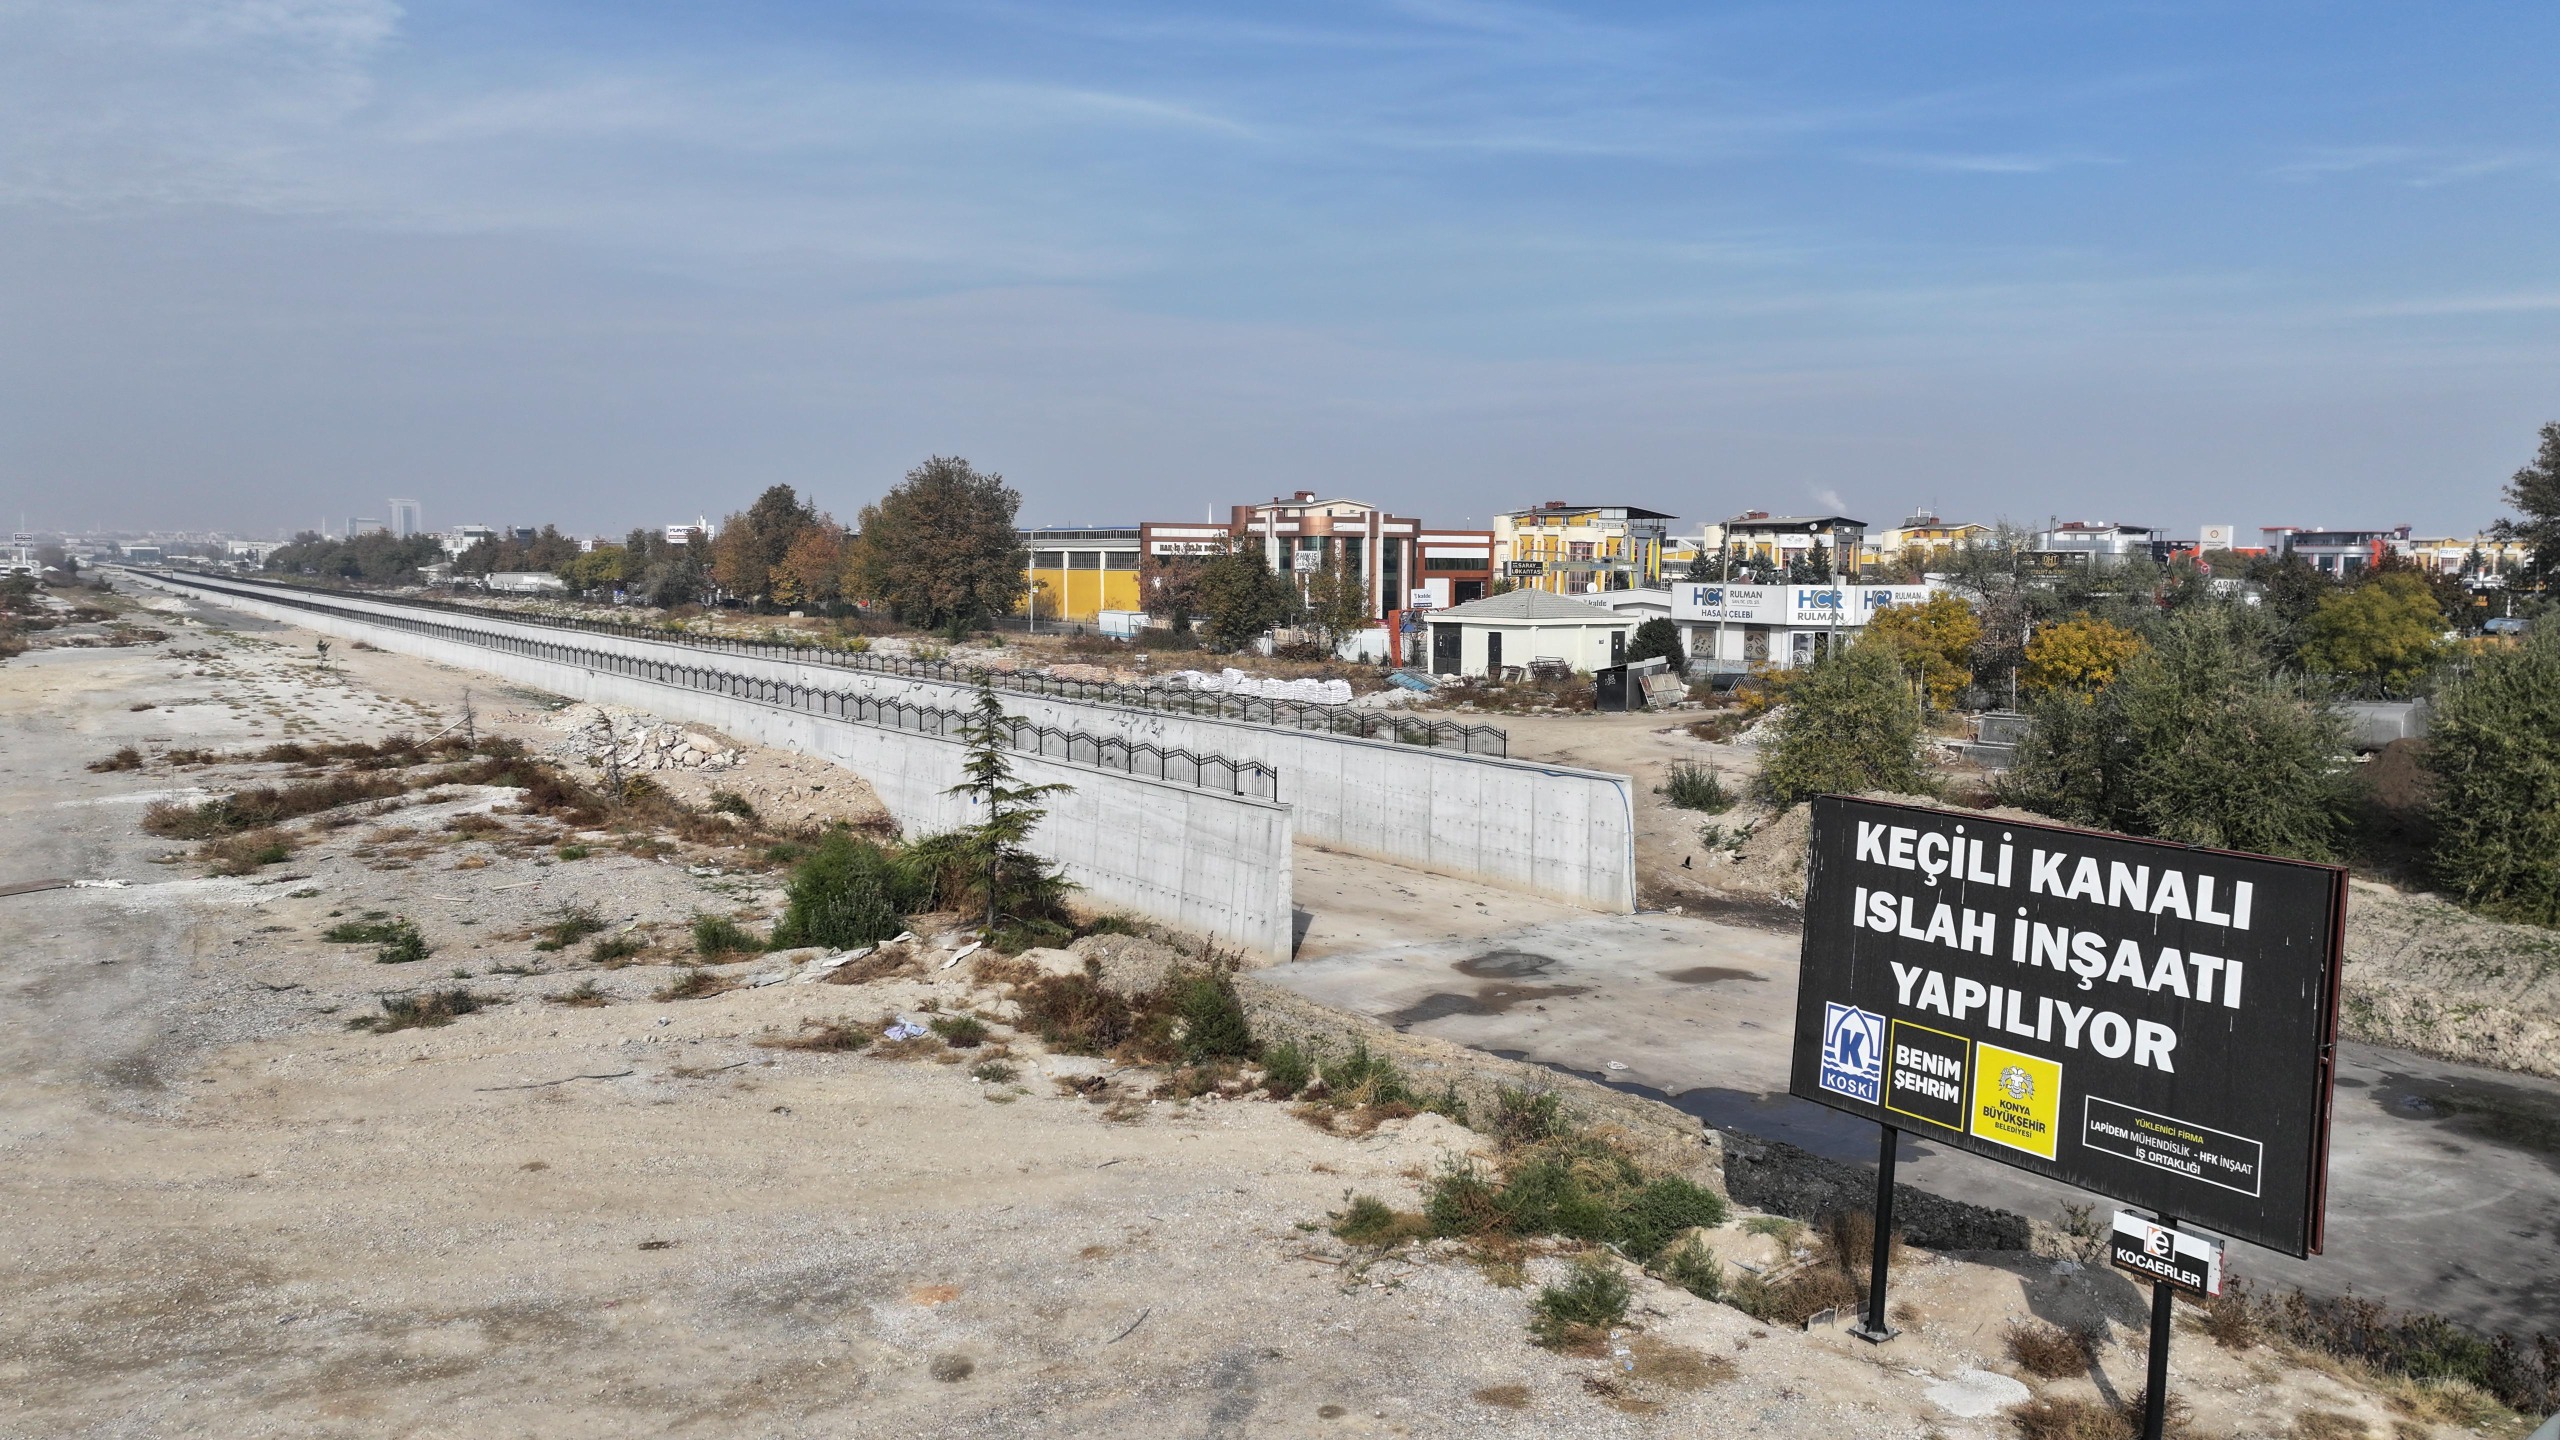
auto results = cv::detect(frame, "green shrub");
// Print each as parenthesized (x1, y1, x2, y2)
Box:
(929, 1014, 990, 1048)
(1613, 1176, 1729, 1260)
(706, 789, 759, 822)
(373, 919, 431, 965)
(969, 1059, 1017, 1083)
(691, 914, 766, 958)
(1424, 1136, 1720, 1263)
(1626, 617, 1685, 670)
(1175, 971, 1253, 1062)
(352, 987, 482, 1033)
(1530, 1256, 1629, 1347)
(2423, 629, 2560, 924)
(1655, 1235, 1723, 1301)
(1662, 762, 1733, 812)
(322, 919, 403, 944)
(2002, 607, 2350, 861)
(587, 932, 645, 963)
(1756, 638, 1936, 806)
(1318, 1041, 1413, 1107)
(769, 831, 931, 950)
(1260, 1039, 1312, 1098)
(1332, 1195, 1432, 1248)
(1492, 1086, 1567, 1147)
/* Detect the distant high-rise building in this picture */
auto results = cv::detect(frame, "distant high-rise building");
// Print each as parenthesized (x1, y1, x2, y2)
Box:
(389, 499, 422, 538)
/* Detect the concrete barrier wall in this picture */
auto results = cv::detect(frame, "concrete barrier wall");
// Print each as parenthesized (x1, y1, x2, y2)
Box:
(173, 582, 1635, 910)
(139, 574, 1295, 960)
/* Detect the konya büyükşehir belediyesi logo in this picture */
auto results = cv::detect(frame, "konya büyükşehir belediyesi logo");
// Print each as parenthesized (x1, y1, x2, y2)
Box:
(1819, 1002, 1884, 1103)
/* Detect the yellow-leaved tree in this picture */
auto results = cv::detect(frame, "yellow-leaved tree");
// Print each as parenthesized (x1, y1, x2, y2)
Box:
(1862, 592, 1980, 711)
(2021, 615, 2143, 700)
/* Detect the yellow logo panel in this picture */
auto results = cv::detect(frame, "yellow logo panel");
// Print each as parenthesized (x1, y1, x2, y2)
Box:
(1969, 1042, 2062, 1160)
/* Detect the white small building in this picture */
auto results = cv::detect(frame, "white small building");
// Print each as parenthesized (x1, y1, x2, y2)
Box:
(1424, 590, 1635, 678)
(1672, 580, 1941, 671)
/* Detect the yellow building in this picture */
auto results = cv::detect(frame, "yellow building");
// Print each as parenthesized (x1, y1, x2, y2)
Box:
(1020, 527, 1142, 624)
(1492, 503, 1673, 595)
(1861, 511, 1991, 570)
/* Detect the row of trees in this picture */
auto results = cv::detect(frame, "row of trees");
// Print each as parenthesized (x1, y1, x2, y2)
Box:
(1758, 610, 2560, 922)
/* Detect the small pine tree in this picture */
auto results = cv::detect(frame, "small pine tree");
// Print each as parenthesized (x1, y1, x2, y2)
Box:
(944, 676, 1076, 943)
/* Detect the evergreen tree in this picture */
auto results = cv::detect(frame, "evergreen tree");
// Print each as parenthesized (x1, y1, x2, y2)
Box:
(1625, 617, 1685, 669)
(940, 677, 1075, 944)
(2492, 420, 2560, 589)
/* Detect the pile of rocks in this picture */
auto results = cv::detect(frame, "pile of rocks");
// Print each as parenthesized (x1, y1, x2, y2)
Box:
(543, 705, 742, 773)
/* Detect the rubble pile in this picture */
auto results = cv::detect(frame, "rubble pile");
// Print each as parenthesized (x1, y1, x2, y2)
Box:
(541, 705, 742, 773)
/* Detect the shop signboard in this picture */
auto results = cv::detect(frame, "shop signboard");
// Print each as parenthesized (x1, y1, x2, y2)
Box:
(1789, 796, 2346, 1256)
(1672, 583, 1781, 623)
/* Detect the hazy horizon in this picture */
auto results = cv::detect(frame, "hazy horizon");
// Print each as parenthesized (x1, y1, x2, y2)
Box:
(6, 2, 2556, 540)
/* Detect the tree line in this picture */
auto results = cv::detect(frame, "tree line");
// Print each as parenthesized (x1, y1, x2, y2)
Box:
(1755, 420, 2560, 926)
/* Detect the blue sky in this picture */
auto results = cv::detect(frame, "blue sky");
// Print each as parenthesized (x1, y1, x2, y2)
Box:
(3, 1, 2555, 537)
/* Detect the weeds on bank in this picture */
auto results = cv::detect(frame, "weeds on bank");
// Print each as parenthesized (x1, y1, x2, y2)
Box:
(762, 1018, 872, 1051)
(1661, 762, 1735, 813)
(547, 979, 607, 1007)
(654, 968, 733, 1002)
(2204, 1279, 2556, 1419)
(1530, 1255, 1631, 1352)
(203, 828, 296, 875)
(2008, 1321, 2106, 1378)
(587, 932, 647, 964)
(692, 914, 766, 959)
(350, 987, 484, 1033)
(1332, 1195, 1433, 1249)
(533, 906, 606, 951)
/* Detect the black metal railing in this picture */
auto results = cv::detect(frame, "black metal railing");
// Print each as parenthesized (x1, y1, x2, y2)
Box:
(149, 569, 1507, 757)
(139, 571, 1280, 802)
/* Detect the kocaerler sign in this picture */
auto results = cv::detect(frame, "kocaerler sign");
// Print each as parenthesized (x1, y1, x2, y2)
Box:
(1788, 797, 2346, 1255)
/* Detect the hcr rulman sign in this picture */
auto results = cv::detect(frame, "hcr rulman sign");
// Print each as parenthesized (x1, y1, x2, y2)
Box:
(1789, 795, 2347, 1257)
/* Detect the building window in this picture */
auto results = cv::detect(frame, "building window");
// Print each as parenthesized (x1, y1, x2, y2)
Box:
(1033, 551, 1065, 569)
(1569, 542, 1595, 561)
(1422, 556, 1485, 572)
(1105, 551, 1138, 570)
(1069, 551, 1101, 570)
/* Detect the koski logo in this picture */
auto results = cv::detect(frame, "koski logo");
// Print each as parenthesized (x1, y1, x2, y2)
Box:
(1818, 1003, 1884, 1103)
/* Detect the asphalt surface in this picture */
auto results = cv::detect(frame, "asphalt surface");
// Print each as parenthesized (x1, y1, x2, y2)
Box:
(1265, 909, 2560, 1338)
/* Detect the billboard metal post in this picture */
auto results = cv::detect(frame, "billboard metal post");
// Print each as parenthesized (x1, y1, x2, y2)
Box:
(2142, 1214, 2178, 1440)
(1850, 1123, 1900, 1343)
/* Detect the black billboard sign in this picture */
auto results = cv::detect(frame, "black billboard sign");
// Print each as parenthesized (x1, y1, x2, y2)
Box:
(1789, 796, 2346, 1256)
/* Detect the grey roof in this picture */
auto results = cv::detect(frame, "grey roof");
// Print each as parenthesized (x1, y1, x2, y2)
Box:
(1430, 590, 1626, 622)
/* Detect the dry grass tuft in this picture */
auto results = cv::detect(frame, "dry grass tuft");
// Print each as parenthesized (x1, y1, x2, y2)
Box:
(547, 979, 607, 1008)
(761, 1018, 873, 1052)
(1629, 1335, 1737, 1390)
(652, 968, 734, 1002)
(2292, 1412, 2370, 1440)
(202, 827, 296, 875)
(1471, 1384, 1531, 1410)
(2007, 1321, 2105, 1378)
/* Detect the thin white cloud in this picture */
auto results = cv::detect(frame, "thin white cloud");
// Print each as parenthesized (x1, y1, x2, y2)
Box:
(1855, 149, 2119, 175)
(2273, 145, 2544, 187)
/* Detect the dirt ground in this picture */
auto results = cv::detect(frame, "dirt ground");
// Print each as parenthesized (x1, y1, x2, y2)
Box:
(0, 597, 2526, 1438)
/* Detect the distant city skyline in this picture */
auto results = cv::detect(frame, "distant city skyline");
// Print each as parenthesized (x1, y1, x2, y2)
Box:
(4, 3, 2555, 537)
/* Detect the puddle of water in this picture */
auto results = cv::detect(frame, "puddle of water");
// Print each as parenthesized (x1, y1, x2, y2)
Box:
(1456, 950, 1557, 980)
(1387, 981, 1589, 1026)
(2372, 1074, 2560, 1160)
(1660, 965, 1765, 985)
